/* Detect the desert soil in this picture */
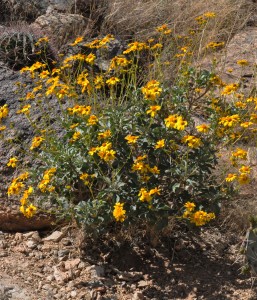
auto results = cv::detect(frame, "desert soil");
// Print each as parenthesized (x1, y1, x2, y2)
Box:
(0, 223, 257, 300)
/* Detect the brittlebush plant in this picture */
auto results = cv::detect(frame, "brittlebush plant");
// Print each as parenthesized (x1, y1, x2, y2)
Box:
(4, 14, 256, 233)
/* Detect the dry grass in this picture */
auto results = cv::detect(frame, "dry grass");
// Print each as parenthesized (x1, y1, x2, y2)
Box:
(100, 0, 255, 41)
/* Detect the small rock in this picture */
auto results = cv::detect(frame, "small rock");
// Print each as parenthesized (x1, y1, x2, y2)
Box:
(43, 231, 65, 242)
(58, 249, 69, 257)
(64, 258, 81, 270)
(42, 283, 53, 291)
(26, 240, 38, 249)
(87, 265, 105, 278)
(137, 280, 149, 288)
(53, 266, 68, 284)
(46, 275, 54, 282)
(70, 290, 77, 298)
(132, 291, 145, 300)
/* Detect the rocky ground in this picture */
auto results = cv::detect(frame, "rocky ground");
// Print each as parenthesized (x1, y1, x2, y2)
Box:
(0, 224, 256, 300)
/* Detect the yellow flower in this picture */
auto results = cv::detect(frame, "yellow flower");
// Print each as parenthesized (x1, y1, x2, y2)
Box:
(98, 149, 116, 162)
(151, 43, 163, 51)
(221, 83, 239, 95)
(88, 115, 98, 125)
(94, 76, 104, 89)
(181, 135, 202, 148)
(190, 210, 215, 226)
(155, 139, 165, 149)
(7, 180, 24, 196)
(141, 80, 162, 101)
(174, 116, 188, 130)
(17, 104, 31, 115)
(109, 56, 131, 70)
(77, 73, 92, 94)
(35, 36, 49, 45)
(7, 157, 18, 168)
(206, 42, 224, 49)
(238, 173, 250, 184)
(98, 130, 111, 140)
(125, 135, 139, 144)
(70, 123, 79, 129)
(225, 173, 237, 182)
(240, 122, 253, 128)
(164, 114, 187, 130)
(150, 166, 160, 174)
(86, 53, 96, 65)
(30, 136, 45, 150)
(106, 77, 120, 86)
(146, 105, 161, 117)
(113, 202, 126, 222)
(239, 165, 251, 174)
(123, 41, 148, 54)
(25, 204, 37, 218)
(70, 131, 81, 142)
(67, 105, 91, 116)
(184, 201, 196, 211)
(0, 104, 8, 120)
(196, 124, 210, 133)
(237, 59, 249, 66)
(70, 36, 84, 46)
(149, 187, 161, 195)
(231, 148, 247, 160)
(219, 114, 240, 127)
(138, 188, 152, 202)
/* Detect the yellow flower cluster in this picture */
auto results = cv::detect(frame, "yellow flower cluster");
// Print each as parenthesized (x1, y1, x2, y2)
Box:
(113, 202, 126, 222)
(19, 186, 36, 218)
(77, 73, 92, 94)
(123, 42, 148, 54)
(80, 173, 95, 185)
(125, 135, 139, 144)
(225, 164, 251, 185)
(156, 24, 172, 35)
(30, 136, 45, 150)
(7, 157, 18, 168)
(38, 168, 56, 192)
(181, 135, 202, 148)
(182, 201, 215, 226)
(109, 56, 131, 71)
(195, 12, 216, 25)
(141, 80, 162, 101)
(20, 203, 37, 218)
(221, 83, 239, 95)
(84, 34, 114, 49)
(206, 42, 225, 50)
(67, 105, 91, 116)
(7, 172, 29, 196)
(219, 114, 240, 127)
(196, 124, 210, 133)
(138, 187, 161, 203)
(132, 155, 160, 182)
(89, 142, 116, 162)
(164, 114, 188, 130)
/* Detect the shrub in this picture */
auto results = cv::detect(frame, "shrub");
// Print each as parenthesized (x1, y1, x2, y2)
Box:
(4, 19, 256, 234)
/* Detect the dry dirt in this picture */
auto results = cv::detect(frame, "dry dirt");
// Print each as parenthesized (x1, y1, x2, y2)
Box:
(0, 223, 257, 300)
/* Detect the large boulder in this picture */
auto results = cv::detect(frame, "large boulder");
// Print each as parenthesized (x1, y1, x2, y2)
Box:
(30, 12, 92, 47)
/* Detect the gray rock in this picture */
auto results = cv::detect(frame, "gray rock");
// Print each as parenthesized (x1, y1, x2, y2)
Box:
(30, 12, 91, 47)
(43, 230, 65, 242)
